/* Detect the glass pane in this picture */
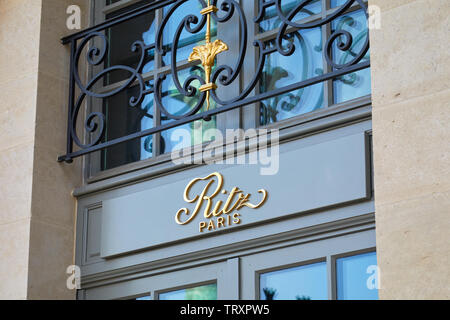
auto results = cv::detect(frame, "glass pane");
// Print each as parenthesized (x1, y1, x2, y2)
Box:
(260, 262, 327, 300)
(336, 252, 379, 300)
(259, 0, 322, 33)
(162, 2, 217, 66)
(159, 283, 217, 300)
(135, 296, 151, 300)
(105, 0, 156, 85)
(330, 0, 349, 8)
(160, 67, 217, 154)
(101, 85, 154, 171)
(260, 28, 324, 125)
(332, 8, 371, 103)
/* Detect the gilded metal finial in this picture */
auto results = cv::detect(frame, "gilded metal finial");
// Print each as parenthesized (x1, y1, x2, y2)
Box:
(188, 0, 229, 112)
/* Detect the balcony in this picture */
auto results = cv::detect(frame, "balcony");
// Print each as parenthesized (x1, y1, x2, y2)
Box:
(58, 0, 370, 165)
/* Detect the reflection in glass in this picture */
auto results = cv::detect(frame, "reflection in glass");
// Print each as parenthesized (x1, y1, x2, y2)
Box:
(162, 2, 217, 65)
(260, 262, 327, 300)
(331, 0, 349, 8)
(332, 9, 371, 103)
(258, 0, 322, 33)
(336, 252, 379, 300)
(160, 67, 217, 154)
(159, 283, 217, 300)
(260, 28, 323, 125)
(98, 1, 371, 170)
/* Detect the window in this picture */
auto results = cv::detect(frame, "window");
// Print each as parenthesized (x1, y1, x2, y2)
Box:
(258, 0, 370, 125)
(65, 0, 370, 173)
(94, 0, 218, 172)
(336, 251, 379, 300)
(158, 283, 218, 300)
(258, 252, 378, 300)
(260, 261, 328, 300)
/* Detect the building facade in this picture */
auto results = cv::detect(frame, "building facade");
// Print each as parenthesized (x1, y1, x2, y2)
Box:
(0, 0, 449, 300)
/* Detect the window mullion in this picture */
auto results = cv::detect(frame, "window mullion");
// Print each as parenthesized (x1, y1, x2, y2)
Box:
(153, 8, 163, 157)
(322, 0, 333, 108)
(327, 255, 337, 300)
(241, 0, 258, 130)
(213, 1, 242, 134)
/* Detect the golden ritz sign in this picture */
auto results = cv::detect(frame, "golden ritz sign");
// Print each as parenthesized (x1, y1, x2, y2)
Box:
(176, 172, 268, 233)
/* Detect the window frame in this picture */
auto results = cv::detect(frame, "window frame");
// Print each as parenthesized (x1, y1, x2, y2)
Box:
(155, 280, 218, 300)
(257, 257, 328, 300)
(239, 234, 376, 300)
(333, 248, 379, 300)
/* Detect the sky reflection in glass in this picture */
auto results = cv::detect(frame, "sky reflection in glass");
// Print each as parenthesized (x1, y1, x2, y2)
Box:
(332, 9, 371, 103)
(336, 252, 379, 300)
(260, 262, 327, 300)
(260, 27, 323, 125)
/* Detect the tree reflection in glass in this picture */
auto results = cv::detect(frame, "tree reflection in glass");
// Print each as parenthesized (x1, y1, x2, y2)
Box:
(260, 262, 327, 300)
(159, 283, 217, 300)
(160, 66, 217, 154)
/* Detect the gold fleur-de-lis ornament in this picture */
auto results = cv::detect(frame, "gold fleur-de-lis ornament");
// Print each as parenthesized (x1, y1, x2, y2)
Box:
(188, 0, 229, 114)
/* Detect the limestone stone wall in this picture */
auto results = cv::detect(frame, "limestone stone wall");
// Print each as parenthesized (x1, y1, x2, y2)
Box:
(370, 0, 450, 299)
(0, 0, 87, 300)
(0, 0, 42, 300)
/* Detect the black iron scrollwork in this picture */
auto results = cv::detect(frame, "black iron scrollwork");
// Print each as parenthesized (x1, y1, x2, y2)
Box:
(58, 0, 370, 163)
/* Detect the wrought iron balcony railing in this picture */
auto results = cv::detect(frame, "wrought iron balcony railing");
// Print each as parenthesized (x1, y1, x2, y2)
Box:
(58, 0, 370, 163)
